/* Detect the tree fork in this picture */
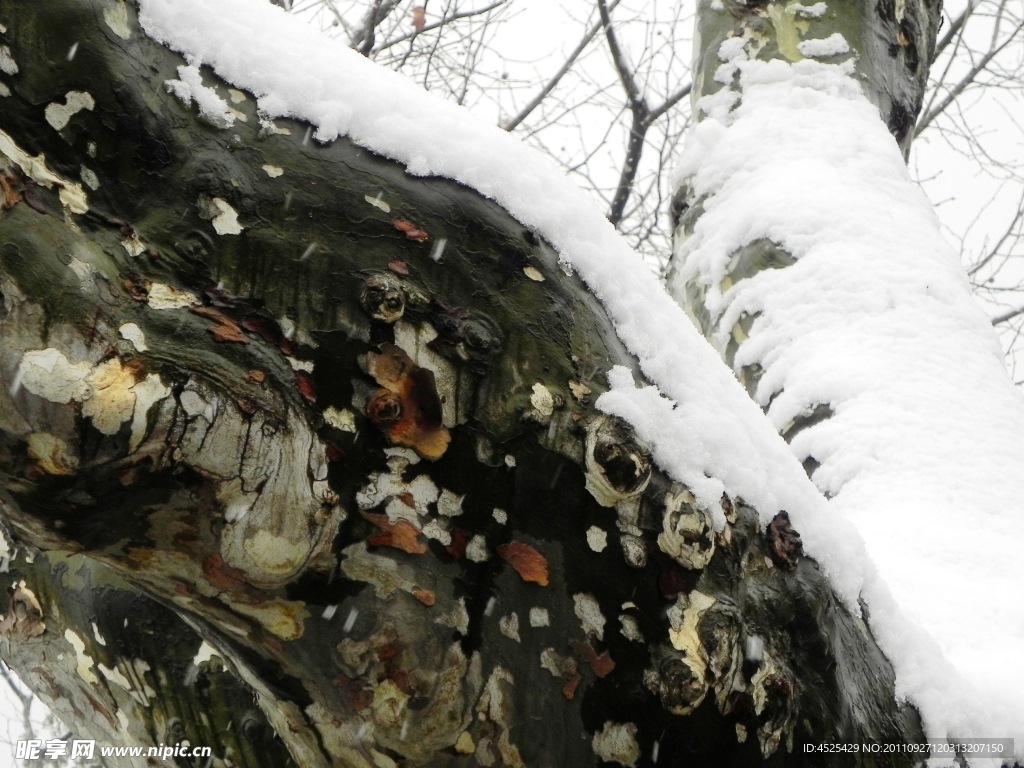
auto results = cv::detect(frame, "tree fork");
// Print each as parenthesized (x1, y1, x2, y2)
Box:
(1, 1, 922, 765)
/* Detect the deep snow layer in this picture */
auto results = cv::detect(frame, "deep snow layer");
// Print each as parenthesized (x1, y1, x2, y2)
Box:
(136, 0, 1023, 753)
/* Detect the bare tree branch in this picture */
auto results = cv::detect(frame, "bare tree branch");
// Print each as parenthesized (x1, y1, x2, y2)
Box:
(917, 21, 1023, 134)
(374, 0, 508, 55)
(992, 304, 1024, 325)
(933, 0, 981, 60)
(502, 0, 620, 131)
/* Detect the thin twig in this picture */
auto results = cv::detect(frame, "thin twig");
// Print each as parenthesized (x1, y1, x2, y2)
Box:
(503, 0, 621, 131)
(918, 22, 1023, 134)
(374, 1, 507, 54)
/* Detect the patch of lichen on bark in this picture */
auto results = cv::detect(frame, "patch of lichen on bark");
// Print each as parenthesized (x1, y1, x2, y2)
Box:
(0, 542, 297, 767)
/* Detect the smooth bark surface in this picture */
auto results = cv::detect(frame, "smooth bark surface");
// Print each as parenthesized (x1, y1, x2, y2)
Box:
(1, 1, 921, 765)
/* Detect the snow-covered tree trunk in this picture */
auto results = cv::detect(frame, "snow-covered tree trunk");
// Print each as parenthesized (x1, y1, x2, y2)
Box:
(670, 0, 1024, 748)
(0, 0, 970, 765)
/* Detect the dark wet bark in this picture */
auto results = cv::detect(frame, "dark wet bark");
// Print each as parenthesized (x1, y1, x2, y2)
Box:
(0, 1, 922, 765)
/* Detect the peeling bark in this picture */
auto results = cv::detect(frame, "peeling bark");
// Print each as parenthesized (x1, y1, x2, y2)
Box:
(0, 1, 923, 766)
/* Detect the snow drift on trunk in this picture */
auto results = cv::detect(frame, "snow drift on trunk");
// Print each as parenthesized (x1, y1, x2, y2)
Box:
(137, 0, 1022, 751)
(669, 43, 1024, 750)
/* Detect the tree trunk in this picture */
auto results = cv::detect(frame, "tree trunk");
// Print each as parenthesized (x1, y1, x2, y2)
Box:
(1, 1, 923, 765)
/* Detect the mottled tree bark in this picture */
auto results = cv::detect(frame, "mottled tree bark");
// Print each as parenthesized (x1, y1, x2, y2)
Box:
(0, 1, 922, 766)
(671, 0, 941, 404)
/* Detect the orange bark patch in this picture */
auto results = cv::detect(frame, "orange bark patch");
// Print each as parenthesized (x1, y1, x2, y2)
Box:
(570, 639, 616, 678)
(1, 175, 22, 209)
(361, 510, 428, 554)
(497, 542, 549, 586)
(412, 588, 436, 606)
(366, 343, 450, 459)
(190, 306, 249, 344)
(201, 554, 261, 598)
(446, 529, 472, 559)
(295, 370, 317, 403)
(392, 217, 429, 241)
(562, 668, 582, 700)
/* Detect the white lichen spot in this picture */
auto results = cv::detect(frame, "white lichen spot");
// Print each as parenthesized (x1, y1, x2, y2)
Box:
(91, 621, 107, 646)
(286, 356, 314, 373)
(421, 519, 451, 546)
(437, 488, 465, 517)
(492, 508, 507, 525)
(435, 597, 470, 635)
(540, 647, 569, 677)
(116, 710, 130, 732)
(192, 641, 221, 667)
(262, 164, 284, 178)
(455, 732, 475, 754)
(82, 358, 138, 434)
(17, 349, 92, 404)
(323, 406, 357, 432)
(103, 0, 131, 39)
(0, 83, 10, 98)
(357, 459, 438, 523)
(228, 88, 247, 104)
(592, 721, 641, 768)
(499, 613, 521, 643)
(80, 165, 100, 190)
(568, 380, 592, 402)
(0, 45, 18, 76)
(197, 195, 243, 235)
(364, 193, 391, 213)
(466, 535, 489, 563)
(86, 141, 97, 158)
(529, 607, 549, 628)
(0, 128, 89, 214)
(166, 65, 235, 128)
(523, 266, 545, 282)
(504, 454, 516, 469)
(619, 614, 644, 643)
(573, 593, 606, 640)
(98, 662, 132, 691)
(147, 283, 200, 309)
(45, 91, 95, 132)
(64, 629, 98, 685)
(121, 234, 146, 257)
(118, 322, 147, 352)
(530, 382, 554, 418)
(586, 526, 608, 552)
(259, 118, 291, 135)
(736, 723, 748, 743)
(26, 432, 78, 475)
